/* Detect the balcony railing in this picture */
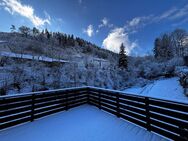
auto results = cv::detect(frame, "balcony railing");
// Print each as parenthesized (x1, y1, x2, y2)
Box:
(0, 86, 188, 141)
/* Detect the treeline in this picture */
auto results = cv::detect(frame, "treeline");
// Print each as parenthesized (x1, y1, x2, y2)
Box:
(153, 29, 188, 60)
(10, 25, 101, 50)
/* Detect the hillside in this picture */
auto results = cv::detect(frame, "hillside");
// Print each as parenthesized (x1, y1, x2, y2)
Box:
(0, 32, 118, 62)
(0, 31, 187, 103)
(124, 77, 188, 103)
(0, 32, 128, 95)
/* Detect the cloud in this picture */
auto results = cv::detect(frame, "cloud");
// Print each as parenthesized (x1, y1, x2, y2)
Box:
(155, 7, 178, 21)
(169, 4, 188, 20)
(83, 24, 94, 37)
(124, 16, 153, 33)
(99, 17, 113, 28)
(99, 17, 108, 28)
(152, 5, 188, 24)
(102, 28, 138, 55)
(0, 0, 50, 27)
(124, 4, 188, 33)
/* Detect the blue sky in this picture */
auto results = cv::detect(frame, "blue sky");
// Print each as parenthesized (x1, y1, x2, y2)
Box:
(0, 0, 188, 56)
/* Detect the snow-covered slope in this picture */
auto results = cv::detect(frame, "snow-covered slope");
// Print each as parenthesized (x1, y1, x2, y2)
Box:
(124, 77, 188, 103)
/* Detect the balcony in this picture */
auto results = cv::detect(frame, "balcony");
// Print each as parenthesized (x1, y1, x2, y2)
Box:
(0, 87, 188, 141)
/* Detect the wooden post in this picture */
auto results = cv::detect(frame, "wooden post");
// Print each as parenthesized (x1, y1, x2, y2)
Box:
(145, 97, 151, 131)
(98, 92, 101, 109)
(87, 88, 90, 104)
(116, 93, 120, 118)
(31, 94, 35, 122)
(65, 93, 69, 111)
(179, 125, 188, 140)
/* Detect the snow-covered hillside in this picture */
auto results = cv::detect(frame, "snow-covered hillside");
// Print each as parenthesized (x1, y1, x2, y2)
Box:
(124, 77, 188, 103)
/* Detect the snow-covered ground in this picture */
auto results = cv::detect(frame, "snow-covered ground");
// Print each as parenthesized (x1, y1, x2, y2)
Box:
(124, 77, 188, 103)
(0, 51, 69, 63)
(0, 105, 167, 141)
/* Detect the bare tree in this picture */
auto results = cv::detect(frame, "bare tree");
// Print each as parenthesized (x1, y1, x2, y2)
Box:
(170, 29, 188, 56)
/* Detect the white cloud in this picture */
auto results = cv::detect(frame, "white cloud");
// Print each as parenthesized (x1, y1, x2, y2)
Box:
(124, 16, 152, 33)
(102, 28, 137, 54)
(99, 17, 108, 28)
(169, 4, 188, 20)
(99, 17, 113, 28)
(128, 17, 141, 27)
(124, 5, 188, 33)
(156, 7, 178, 21)
(0, 0, 50, 27)
(83, 24, 94, 37)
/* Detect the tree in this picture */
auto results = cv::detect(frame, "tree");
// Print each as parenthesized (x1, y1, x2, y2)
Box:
(45, 28, 50, 39)
(161, 34, 173, 59)
(32, 27, 40, 37)
(153, 34, 173, 60)
(19, 26, 30, 37)
(119, 43, 128, 69)
(153, 38, 161, 59)
(10, 25, 16, 32)
(170, 29, 188, 56)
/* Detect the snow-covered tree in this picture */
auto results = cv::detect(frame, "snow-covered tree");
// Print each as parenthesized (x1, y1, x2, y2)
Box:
(19, 26, 30, 37)
(32, 27, 40, 37)
(171, 29, 188, 56)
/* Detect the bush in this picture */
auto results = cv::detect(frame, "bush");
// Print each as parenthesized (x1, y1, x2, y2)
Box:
(0, 87, 7, 96)
(25, 44, 44, 55)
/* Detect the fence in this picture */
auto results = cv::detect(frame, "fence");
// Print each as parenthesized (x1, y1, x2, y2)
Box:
(0, 87, 188, 141)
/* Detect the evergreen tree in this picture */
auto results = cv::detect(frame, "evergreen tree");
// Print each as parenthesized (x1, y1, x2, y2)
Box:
(45, 28, 50, 39)
(153, 38, 161, 59)
(10, 25, 16, 32)
(119, 43, 128, 69)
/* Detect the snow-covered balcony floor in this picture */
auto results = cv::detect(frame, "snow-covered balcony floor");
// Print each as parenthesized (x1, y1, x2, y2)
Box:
(0, 105, 167, 141)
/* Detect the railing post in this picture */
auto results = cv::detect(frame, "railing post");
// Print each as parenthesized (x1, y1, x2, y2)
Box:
(98, 92, 101, 109)
(145, 97, 151, 131)
(87, 87, 90, 104)
(31, 94, 35, 122)
(116, 93, 120, 118)
(65, 93, 69, 111)
(179, 125, 187, 140)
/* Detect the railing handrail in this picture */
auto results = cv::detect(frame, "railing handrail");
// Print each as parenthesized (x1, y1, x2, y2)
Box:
(0, 86, 88, 99)
(1, 86, 188, 105)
